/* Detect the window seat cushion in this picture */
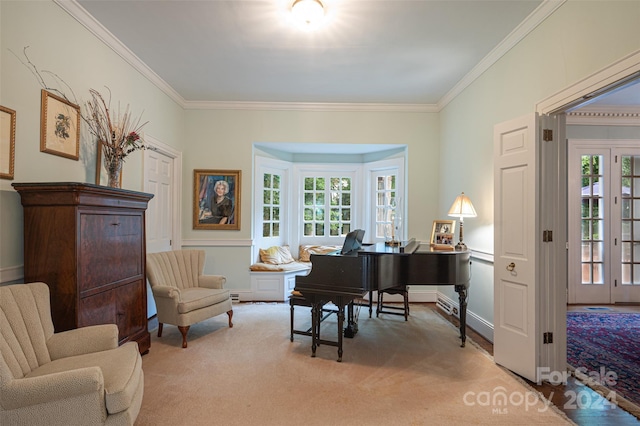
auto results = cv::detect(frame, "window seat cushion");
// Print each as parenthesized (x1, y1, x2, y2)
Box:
(249, 261, 311, 272)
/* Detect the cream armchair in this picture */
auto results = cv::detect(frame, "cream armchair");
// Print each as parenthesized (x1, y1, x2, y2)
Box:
(146, 249, 233, 348)
(0, 282, 143, 426)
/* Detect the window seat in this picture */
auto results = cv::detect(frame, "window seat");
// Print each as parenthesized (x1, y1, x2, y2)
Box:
(249, 244, 340, 301)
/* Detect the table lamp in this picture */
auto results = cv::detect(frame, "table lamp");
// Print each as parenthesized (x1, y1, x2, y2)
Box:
(447, 192, 477, 251)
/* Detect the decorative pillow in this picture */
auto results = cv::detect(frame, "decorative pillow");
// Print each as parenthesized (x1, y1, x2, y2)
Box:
(298, 245, 341, 262)
(259, 245, 295, 265)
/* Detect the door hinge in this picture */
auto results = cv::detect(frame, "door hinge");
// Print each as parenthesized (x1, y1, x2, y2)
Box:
(543, 332, 554, 344)
(543, 230, 553, 242)
(543, 129, 553, 142)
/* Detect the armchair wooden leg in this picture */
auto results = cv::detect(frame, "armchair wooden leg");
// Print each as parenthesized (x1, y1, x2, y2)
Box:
(227, 309, 234, 327)
(158, 322, 164, 337)
(178, 325, 190, 348)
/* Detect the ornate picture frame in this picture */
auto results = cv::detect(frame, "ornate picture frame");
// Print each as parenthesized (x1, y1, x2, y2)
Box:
(0, 105, 16, 180)
(430, 219, 456, 249)
(193, 169, 241, 230)
(40, 89, 80, 160)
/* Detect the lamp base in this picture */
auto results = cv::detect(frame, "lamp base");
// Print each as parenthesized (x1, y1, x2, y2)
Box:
(455, 241, 467, 251)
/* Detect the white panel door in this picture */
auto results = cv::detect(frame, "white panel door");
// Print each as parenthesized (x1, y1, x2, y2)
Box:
(144, 148, 174, 318)
(493, 113, 539, 381)
(145, 149, 174, 254)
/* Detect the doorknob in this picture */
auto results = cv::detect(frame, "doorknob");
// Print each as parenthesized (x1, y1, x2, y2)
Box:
(506, 262, 516, 272)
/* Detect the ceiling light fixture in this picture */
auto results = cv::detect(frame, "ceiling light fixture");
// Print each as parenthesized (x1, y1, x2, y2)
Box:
(291, 0, 324, 26)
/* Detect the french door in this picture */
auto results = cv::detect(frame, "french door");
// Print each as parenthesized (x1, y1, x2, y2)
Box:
(568, 141, 640, 304)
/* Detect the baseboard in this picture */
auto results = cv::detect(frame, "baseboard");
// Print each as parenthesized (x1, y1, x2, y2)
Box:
(436, 291, 494, 343)
(0, 265, 23, 285)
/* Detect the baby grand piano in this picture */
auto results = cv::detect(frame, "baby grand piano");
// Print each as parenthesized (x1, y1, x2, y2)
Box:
(294, 237, 471, 361)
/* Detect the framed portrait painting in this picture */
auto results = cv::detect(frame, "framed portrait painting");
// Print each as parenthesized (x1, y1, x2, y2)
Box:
(430, 219, 456, 250)
(0, 105, 16, 180)
(193, 169, 241, 230)
(40, 89, 80, 160)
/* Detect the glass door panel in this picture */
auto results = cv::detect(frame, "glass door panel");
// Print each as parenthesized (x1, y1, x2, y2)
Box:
(614, 152, 640, 301)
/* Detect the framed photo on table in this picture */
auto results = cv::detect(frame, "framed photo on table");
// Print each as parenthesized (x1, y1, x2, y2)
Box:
(40, 90, 80, 160)
(430, 219, 456, 250)
(193, 169, 241, 230)
(0, 105, 16, 180)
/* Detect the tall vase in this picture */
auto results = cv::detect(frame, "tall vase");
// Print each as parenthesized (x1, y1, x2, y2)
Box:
(104, 155, 123, 188)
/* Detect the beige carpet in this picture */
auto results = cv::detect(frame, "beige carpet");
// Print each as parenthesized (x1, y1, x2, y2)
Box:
(137, 303, 573, 425)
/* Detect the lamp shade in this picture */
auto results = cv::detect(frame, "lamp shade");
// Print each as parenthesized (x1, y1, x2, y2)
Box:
(448, 192, 477, 218)
(291, 0, 324, 25)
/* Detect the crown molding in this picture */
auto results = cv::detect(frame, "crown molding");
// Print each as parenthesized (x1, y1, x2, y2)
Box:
(438, 0, 566, 110)
(566, 105, 640, 126)
(184, 100, 438, 113)
(54, 0, 185, 107)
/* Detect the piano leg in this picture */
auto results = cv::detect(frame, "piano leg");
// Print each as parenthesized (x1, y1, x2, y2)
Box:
(332, 302, 343, 362)
(343, 301, 358, 338)
(455, 285, 468, 348)
(311, 302, 320, 357)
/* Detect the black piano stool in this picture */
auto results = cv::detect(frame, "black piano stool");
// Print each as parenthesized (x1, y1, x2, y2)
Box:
(376, 285, 409, 321)
(289, 294, 339, 342)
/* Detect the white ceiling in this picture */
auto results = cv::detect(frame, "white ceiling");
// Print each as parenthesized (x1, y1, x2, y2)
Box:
(74, 0, 545, 106)
(68, 0, 638, 109)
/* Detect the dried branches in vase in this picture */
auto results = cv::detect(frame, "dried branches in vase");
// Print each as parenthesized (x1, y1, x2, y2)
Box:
(85, 89, 148, 188)
(12, 47, 148, 188)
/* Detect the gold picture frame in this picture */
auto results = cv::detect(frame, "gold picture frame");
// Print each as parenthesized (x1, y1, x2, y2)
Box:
(40, 89, 80, 160)
(430, 219, 456, 250)
(95, 141, 123, 187)
(193, 169, 241, 230)
(0, 105, 16, 180)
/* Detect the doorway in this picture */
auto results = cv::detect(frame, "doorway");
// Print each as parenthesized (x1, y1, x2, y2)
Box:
(568, 142, 640, 304)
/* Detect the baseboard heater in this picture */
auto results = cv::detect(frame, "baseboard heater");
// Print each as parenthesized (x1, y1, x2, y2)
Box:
(436, 297, 453, 316)
(230, 293, 240, 303)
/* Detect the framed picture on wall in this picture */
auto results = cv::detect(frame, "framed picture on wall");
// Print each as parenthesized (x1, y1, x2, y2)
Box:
(193, 169, 241, 230)
(40, 89, 80, 160)
(430, 219, 455, 250)
(0, 105, 16, 180)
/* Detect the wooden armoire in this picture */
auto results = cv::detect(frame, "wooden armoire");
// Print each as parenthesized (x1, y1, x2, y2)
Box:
(12, 182, 154, 354)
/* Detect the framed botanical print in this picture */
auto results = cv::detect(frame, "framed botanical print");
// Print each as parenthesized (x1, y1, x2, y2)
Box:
(193, 169, 241, 230)
(0, 105, 16, 179)
(40, 89, 80, 160)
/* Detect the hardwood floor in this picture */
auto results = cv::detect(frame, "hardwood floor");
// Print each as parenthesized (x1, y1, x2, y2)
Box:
(439, 304, 640, 425)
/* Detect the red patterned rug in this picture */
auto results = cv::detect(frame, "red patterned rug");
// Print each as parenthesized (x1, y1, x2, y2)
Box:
(567, 312, 640, 410)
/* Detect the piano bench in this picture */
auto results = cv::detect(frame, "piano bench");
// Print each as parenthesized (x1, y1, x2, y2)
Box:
(289, 294, 339, 342)
(376, 286, 409, 321)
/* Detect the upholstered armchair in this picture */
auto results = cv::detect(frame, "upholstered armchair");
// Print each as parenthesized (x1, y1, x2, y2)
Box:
(0, 282, 144, 426)
(146, 249, 233, 348)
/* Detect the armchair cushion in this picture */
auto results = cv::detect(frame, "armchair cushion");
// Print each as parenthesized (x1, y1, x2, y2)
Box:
(177, 288, 231, 314)
(26, 341, 142, 415)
